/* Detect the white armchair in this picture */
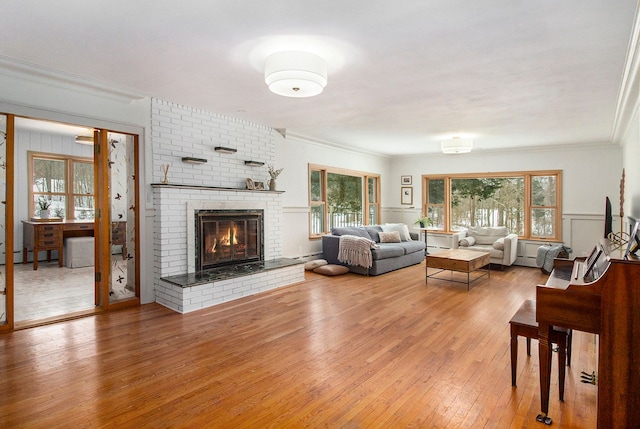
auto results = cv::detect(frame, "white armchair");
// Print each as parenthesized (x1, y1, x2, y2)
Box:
(451, 226, 518, 268)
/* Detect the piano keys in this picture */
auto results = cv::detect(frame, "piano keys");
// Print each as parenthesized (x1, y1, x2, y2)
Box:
(536, 240, 640, 427)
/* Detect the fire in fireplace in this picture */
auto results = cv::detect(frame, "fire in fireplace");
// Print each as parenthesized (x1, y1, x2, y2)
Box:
(195, 210, 263, 271)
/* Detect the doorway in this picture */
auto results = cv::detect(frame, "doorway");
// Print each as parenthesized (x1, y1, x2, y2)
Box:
(2, 116, 139, 328)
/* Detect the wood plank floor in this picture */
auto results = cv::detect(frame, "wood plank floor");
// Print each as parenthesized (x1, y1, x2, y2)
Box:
(0, 262, 598, 428)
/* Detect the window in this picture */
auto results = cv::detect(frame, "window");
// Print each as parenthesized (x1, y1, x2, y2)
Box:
(423, 171, 562, 240)
(29, 151, 94, 220)
(309, 164, 380, 237)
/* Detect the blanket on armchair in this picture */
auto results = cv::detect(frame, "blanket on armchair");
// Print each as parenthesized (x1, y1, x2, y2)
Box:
(338, 235, 377, 268)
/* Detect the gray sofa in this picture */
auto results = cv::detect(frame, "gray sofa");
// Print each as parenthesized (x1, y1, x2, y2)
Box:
(321, 225, 425, 275)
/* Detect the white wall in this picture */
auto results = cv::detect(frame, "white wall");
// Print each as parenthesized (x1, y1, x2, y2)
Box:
(275, 134, 390, 258)
(623, 117, 640, 220)
(386, 143, 623, 256)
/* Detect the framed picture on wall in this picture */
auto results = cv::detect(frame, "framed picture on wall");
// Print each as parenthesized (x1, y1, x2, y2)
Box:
(401, 187, 413, 205)
(401, 175, 412, 185)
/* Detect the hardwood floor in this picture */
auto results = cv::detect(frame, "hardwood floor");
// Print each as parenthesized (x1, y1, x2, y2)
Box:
(0, 262, 597, 428)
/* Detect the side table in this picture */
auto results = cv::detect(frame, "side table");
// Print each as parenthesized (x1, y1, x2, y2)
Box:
(417, 227, 431, 255)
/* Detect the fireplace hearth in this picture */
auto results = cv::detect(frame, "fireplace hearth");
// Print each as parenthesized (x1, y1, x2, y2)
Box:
(195, 210, 263, 271)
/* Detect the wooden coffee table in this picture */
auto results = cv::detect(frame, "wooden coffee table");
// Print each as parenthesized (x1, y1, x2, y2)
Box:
(425, 249, 490, 290)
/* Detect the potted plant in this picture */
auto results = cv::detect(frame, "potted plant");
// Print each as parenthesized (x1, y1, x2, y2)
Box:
(414, 214, 432, 228)
(37, 198, 51, 218)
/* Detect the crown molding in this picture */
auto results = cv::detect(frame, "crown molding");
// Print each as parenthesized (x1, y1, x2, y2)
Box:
(0, 55, 147, 103)
(612, 4, 640, 144)
(284, 131, 391, 159)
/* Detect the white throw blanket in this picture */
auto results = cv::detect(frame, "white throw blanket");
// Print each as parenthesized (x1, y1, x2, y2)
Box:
(338, 235, 377, 268)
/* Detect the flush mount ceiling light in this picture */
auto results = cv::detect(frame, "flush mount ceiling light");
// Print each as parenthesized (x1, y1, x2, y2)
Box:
(75, 135, 93, 145)
(264, 51, 328, 97)
(441, 137, 473, 154)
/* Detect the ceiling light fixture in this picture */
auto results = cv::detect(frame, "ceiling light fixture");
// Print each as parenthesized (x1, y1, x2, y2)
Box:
(441, 137, 473, 154)
(75, 135, 93, 145)
(264, 51, 327, 97)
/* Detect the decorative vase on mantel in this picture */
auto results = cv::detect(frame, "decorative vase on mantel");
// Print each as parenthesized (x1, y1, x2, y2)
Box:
(268, 179, 276, 191)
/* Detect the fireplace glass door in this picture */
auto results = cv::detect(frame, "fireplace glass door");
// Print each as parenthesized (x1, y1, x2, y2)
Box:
(198, 211, 262, 270)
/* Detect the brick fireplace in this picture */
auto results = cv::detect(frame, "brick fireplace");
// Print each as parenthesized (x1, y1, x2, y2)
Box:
(153, 184, 304, 313)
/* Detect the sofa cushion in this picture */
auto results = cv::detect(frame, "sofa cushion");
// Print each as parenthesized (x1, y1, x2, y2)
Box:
(459, 236, 476, 247)
(331, 226, 370, 239)
(379, 231, 401, 243)
(493, 237, 505, 250)
(465, 244, 504, 259)
(372, 244, 405, 260)
(313, 264, 350, 276)
(467, 226, 508, 245)
(381, 223, 412, 241)
(396, 241, 426, 255)
(364, 225, 383, 242)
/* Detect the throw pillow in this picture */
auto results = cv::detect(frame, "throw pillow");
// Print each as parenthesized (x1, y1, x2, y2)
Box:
(379, 231, 402, 243)
(381, 223, 412, 241)
(331, 227, 370, 239)
(304, 259, 328, 271)
(364, 225, 383, 242)
(459, 236, 476, 247)
(493, 237, 505, 250)
(313, 264, 350, 276)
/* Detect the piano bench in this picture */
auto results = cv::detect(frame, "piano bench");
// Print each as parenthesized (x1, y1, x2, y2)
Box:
(509, 299, 572, 401)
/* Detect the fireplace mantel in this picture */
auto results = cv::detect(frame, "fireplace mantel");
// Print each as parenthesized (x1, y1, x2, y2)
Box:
(151, 183, 284, 193)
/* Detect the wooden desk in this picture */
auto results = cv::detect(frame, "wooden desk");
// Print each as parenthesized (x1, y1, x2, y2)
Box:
(22, 220, 94, 270)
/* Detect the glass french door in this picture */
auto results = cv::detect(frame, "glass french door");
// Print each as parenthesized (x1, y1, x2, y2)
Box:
(0, 114, 10, 329)
(94, 130, 138, 308)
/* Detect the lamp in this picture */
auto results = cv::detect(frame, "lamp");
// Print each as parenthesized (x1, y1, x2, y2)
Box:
(75, 135, 93, 145)
(244, 160, 265, 167)
(441, 137, 473, 154)
(264, 51, 327, 97)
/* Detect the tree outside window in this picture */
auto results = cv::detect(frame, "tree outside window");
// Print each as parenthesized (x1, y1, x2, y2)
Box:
(309, 165, 380, 237)
(30, 152, 94, 220)
(423, 171, 561, 240)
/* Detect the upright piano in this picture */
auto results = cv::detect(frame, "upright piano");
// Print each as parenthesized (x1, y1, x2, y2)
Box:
(536, 239, 640, 427)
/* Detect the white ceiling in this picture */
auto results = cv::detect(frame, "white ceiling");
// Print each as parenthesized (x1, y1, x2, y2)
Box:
(0, 1, 637, 155)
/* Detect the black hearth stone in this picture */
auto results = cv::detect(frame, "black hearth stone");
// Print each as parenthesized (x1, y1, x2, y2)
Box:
(160, 258, 303, 288)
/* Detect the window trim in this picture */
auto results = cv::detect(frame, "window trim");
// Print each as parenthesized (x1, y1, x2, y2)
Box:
(28, 151, 94, 219)
(422, 170, 562, 241)
(308, 164, 380, 238)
